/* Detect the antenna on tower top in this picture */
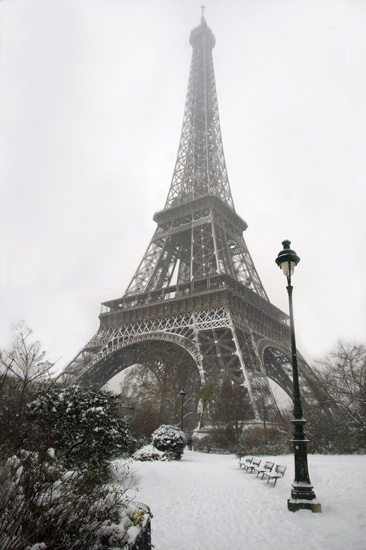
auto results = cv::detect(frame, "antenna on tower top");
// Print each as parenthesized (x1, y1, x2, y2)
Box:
(200, 5, 206, 22)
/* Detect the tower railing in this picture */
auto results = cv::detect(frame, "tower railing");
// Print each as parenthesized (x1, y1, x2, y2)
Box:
(100, 273, 288, 325)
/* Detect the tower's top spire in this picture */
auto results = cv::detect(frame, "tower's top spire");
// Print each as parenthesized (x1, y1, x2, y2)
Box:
(165, 13, 233, 210)
(190, 8, 215, 49)
(200, 4, 206, 23)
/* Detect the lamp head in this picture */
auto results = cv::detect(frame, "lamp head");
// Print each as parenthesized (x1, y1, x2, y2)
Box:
(275, 240, 300, 278)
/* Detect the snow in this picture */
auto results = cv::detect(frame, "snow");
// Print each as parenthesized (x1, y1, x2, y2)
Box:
(122, 451, 366, 550)
(132, 445, 166, 461)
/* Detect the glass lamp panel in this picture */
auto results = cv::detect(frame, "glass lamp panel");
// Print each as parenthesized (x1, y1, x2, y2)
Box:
(281, 260, 295, 277)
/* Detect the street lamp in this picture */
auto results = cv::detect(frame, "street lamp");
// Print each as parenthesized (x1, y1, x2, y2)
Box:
(179, 388, 186, 432)
(275, 240, 321, 513)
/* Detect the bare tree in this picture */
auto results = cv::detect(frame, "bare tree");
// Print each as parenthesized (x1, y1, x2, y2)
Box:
(0, 322, 54, 447)
(119, 346, 200, 437)
(198, 378, 253, 451)
(1, 321, 53, 378)
(314, 341, 366, 451)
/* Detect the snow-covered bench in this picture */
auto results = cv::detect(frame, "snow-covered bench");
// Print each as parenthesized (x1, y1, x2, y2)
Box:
(238, 456, 253, 469)
(238, 458, 286, 487)
(244, 457, 261, 473)
(262, 465, 287, 487)
(254, 461, 274, 478)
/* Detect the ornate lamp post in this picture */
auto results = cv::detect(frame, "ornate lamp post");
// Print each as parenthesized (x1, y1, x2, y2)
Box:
(179, 388, 186, 432)
(275, 240, 321, 513)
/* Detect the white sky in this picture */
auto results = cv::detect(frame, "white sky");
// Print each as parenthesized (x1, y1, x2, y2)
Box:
(1, 0, 365, 373)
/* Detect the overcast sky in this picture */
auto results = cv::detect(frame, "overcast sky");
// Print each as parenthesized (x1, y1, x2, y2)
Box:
(1, 0, 365, 373)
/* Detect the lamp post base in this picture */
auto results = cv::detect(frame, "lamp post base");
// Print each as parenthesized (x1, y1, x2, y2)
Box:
(288, 499, 322, 513)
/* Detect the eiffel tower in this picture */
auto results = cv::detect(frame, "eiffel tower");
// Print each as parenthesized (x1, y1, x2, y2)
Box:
(63, 14, 321, 429)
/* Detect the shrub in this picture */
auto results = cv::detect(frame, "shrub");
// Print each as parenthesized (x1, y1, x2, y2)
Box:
(0, 446, 146, 550)
(28, 385, 135, 469)
(151, 425, 186, 460)
(0, 325, 148, 549)
(133, 444, 166, 462)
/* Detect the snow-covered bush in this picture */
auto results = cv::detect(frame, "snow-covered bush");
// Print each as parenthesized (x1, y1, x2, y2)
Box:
(99, 504, 149, 548)
(0, 447, 147, 550)
(133, 444, 166, 461)
(28, 385, 135, 469)
(151, 425, 186, 460)
(0, 327, 150, 549)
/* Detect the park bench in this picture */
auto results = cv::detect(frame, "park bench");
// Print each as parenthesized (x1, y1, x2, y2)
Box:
(244, 457, 261, 473)
(238, 456, 253, 469)
(254, 461, 274, 479)
(262, 465, 287, 487)
(238, 456, 287, 487)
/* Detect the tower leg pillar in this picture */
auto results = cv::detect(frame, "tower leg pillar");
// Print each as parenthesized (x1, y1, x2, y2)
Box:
(226, 309, 260, 419)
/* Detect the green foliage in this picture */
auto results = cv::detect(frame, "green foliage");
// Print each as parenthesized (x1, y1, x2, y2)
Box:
(28, 385, 135, 468)
(151, 424, 186, 460)
(198, 380, 217, 408)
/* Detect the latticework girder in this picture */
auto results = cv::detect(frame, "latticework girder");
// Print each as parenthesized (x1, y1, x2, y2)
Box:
(124, 197, 268, 300)
(165, 19, 233, 210)
(62, 15, 328, 426)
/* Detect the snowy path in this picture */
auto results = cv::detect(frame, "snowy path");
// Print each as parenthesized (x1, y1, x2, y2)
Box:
(123, 451, 366, 550)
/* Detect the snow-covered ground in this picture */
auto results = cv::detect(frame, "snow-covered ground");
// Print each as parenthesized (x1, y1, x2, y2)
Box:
(122, 451, 366, 550)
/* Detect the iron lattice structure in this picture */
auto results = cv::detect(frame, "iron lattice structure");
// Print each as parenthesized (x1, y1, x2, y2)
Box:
(63, 17, 324, 425)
